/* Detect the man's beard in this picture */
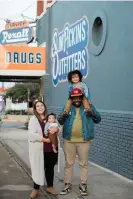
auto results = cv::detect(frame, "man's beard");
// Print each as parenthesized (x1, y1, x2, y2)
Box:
(73, 102, 82, 107)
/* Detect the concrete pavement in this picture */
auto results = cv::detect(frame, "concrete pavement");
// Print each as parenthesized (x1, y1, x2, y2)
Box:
(0, 142, 46, 199)
(0, 125, 133, 199)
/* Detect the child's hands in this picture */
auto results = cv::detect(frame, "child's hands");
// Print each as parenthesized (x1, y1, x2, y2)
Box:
(41, 137, 51, 143)
(48, 127, 58, 134)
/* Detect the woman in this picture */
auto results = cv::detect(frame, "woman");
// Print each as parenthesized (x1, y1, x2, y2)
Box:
(28, 101, 61, 198)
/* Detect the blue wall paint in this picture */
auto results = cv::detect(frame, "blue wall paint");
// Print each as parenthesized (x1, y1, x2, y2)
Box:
(37, 1, 133, 179)
(37, 1, 133, 111)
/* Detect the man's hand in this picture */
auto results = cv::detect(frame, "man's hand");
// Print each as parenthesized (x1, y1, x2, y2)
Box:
(48, 127, 58, 134)
(58, 110, 69, 125)
(85, 108, 94, 117)
(61, 111, 69, 118)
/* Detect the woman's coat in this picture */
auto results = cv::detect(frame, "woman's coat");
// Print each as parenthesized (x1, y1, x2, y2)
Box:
(28, 115, 61, 186)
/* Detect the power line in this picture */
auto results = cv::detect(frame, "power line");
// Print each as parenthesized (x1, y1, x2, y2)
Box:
(20, 3, 33, 14)
(0, 2, 36, 22)
(21, 14, 35, 21)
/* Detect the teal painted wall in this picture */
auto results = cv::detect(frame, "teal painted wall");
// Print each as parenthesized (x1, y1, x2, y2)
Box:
(37, 1, 133, 112)
(37, 1, 133, 180)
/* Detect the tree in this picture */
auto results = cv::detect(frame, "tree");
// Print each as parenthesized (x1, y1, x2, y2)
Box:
(6, 83, 40, 102)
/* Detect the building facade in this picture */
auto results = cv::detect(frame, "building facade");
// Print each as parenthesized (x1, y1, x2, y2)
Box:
(36, 1, 133, 180)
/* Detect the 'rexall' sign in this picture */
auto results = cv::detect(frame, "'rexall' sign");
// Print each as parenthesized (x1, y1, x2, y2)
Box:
(0, 21, 34, 45)
(0, 27, 34, 45)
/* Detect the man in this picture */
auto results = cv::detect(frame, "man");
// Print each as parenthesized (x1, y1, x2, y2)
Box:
(58, 88, 101, 196)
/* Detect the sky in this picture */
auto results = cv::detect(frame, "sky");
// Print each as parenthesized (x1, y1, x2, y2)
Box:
(0, 0, 37, 88)
(0, 0, 37, 31)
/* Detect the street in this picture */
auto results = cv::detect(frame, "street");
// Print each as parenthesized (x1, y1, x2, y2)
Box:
(0, 122, 133, 199)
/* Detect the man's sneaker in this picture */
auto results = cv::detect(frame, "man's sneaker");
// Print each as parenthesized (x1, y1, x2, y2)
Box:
(79, 184, 88, 196)
(60, 183, 71, 195)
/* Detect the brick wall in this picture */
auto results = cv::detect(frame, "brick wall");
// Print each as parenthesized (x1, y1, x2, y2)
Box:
(89, 112, 133, 180)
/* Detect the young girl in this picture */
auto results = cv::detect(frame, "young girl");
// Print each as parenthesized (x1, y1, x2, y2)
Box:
(64, 70, 92, 113)
(44, 113, 58, 153)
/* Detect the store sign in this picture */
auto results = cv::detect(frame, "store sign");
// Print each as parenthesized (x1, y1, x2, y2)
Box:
(0, 46, 46, 76)
(0, 27, 33, 45)
(0, 88, 7, 96)
(5, 21, 29, 30)
(51, 16, 89, 87)
(0, 91, 6, 96)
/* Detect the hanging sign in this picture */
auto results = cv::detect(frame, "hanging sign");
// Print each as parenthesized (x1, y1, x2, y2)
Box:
(0, 27, 34, 45)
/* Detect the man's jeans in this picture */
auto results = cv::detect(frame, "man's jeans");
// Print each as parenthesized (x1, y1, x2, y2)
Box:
(63, 140, 90, 184)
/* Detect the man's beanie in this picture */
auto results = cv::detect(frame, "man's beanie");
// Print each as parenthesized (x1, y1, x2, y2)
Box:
(70, 88, 83, 97)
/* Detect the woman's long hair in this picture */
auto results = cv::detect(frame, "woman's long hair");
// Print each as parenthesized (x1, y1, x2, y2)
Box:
(33, 100, 47, 122)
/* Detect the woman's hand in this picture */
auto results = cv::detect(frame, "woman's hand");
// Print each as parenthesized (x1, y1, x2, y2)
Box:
(48, 127, 59, 134)
(41, 137, 51, 143)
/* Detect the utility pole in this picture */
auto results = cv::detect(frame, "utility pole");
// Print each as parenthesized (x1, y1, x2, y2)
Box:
(2, 81, 4, 108)
(1, 82, 4, 120)
(27, 88, 30, 121)
(39, 78, 43, 101)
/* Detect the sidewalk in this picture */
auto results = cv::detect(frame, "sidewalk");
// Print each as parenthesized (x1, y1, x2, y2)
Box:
(0, 142, 46, 199)
(0, 126, 133, 199)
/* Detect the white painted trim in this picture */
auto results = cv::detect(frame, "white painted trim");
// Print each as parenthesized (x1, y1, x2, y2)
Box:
(36, 11, 47, 20)
(43, 0, 48, 11)
(36, 0, 57, 21)
(47, 0, 57, 8)
(39, 42, 46, 47)
(0, 70, 46, 77)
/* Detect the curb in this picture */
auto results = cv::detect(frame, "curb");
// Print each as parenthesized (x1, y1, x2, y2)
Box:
(2, 120, 26, 123)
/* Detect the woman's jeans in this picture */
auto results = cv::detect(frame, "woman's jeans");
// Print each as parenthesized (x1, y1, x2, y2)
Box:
(34, 152, 58, 189)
